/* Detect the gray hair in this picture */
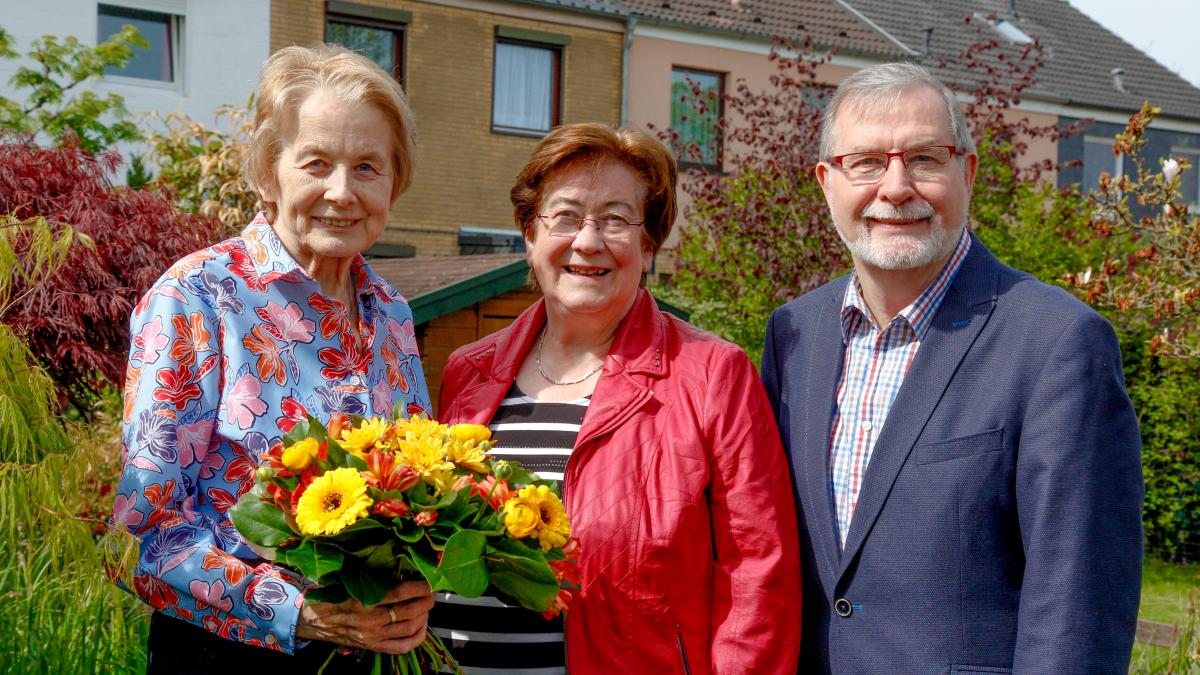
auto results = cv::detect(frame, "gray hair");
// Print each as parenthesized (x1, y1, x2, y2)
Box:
(819, 62, 976, 160)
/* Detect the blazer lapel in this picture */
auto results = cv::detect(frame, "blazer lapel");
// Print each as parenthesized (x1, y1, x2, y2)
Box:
(799, 283, 847, 599)
(836, 241, 1000, 582)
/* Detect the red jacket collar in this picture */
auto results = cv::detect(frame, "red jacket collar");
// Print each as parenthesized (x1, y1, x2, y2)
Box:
(461, 288, 669, 384)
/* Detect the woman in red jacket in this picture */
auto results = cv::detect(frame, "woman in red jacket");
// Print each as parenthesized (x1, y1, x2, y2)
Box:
(430, 123, 801, 674)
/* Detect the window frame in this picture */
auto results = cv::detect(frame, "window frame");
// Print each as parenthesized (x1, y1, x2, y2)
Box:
(1082, 135, 1126, 192)
(670, 66, 725, 171)
(490, 36, 563, 138)
(97, 2, 184, 90)
(1171, 146, 1200, 212)
(324, 8, 408, 88)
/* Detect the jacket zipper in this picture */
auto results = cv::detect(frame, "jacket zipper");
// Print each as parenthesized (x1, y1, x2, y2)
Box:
(675, 624, 692, 675)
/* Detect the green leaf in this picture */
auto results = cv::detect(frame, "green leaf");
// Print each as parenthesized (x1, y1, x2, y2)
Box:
(393, 524, 425, 543)
(304, 583, 349, 605)
(338, 518, 388, 536)
(283, 541, 343, 584)
(416, 487, 464, 512)
(488, 568, 560, 612)
(439, 530, 488, 598)
(340, 562, 391, 606)
(486, 538, 557, 585)
(284, 419, 311, 445)
(407, 550, 453, 592)
(229, 498, 294, 547)
(364, 540, 397, 573)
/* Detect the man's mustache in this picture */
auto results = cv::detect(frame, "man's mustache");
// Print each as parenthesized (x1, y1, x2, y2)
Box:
(859, 201, 935, 221)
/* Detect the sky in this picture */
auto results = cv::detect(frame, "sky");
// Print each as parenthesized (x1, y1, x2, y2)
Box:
(1066, 0, 1200, 88)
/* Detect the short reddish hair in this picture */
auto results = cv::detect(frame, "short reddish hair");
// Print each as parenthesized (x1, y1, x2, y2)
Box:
(510, 123, 677, 254)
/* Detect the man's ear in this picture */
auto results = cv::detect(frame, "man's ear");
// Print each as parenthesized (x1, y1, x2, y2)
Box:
(815, 161, 838, 211)
(963, 152, 979, 193)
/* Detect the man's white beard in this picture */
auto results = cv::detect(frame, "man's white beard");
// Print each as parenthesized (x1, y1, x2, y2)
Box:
(837, 200, 957, 271)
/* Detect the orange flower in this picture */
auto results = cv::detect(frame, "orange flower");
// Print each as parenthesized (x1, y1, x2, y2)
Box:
(373, 499, 411, 518)
(363, 448, 420, 492)
(326, 413, 350, 440)
(414, 510, 438, 526)
(541, 587, 575, 620)
(451, 474, 511, 511)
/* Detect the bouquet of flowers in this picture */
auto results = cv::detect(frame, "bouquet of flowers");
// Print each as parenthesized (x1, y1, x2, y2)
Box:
(230, 406, 579, 674)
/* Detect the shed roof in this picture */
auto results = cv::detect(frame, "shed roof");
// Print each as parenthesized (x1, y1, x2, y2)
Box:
(368, 254, 529, 325)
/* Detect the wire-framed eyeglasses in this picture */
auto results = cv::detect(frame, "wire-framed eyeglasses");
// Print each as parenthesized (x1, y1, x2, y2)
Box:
(829, 145, 961, 184)
(537, 212, 645, 240)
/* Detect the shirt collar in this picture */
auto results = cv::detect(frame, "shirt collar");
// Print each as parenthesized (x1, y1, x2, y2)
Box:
(241, 213, 381, 300)
(840, 228, 972, 343)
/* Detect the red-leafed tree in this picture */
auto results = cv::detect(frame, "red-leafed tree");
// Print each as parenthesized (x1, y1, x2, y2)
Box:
(0, 133, 220, 412)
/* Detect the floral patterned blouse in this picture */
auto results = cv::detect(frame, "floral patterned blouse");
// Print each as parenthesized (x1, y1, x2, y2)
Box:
(113, 214, 430, 653)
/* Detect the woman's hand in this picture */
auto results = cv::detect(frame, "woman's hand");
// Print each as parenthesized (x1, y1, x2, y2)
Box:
(296, 580, 434, 654)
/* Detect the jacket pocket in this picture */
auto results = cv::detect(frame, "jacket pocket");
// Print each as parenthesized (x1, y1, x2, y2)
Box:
(951, 666, 1012, 674)
(675, 624, 692, 675)
(915, 428, 1005, 465)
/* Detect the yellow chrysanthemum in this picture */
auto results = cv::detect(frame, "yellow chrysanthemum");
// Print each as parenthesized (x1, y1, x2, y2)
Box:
(503, 485, 571, 552)
(281, 437, 320, 471)
(449, 424, 492, 445)
(339, 417, 391, 458)
(394, 436, 455, 480)
(392, 415, 447, 443)
(295, 467, 373, 536)
(446, 438, 490, 474)
(425, 467, 457, 495)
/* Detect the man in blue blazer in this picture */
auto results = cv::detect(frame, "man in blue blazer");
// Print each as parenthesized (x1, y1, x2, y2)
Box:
(761, 62, 1143, 673)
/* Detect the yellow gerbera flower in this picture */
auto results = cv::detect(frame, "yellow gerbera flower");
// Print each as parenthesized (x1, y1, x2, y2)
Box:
(449, 424, 492, 445)
(394, 436, 456, 482)
(281, 437, 321, 471)
(503, 485, 571, 551)
(339, 417, 391, 458)
(295, 468, 373, 536)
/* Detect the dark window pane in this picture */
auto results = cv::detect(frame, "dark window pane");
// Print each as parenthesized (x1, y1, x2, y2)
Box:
(327, 21, 396, 76)
(1179, 152, 1200, 209)
(98, 5, 173, 82)
(671, 68, 721, 166)
(493, 42, 555, 132)
(1082, 137, 1117, 192)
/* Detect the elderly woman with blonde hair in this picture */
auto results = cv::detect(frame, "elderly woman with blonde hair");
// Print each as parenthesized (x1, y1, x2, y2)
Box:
(113, 44, 433, 672)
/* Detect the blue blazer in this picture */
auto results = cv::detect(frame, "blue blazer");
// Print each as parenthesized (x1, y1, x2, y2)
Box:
(761, 237, 1143, 674)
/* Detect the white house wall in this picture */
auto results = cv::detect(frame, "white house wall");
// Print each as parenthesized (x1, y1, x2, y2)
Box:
(0, 0, 269, 138)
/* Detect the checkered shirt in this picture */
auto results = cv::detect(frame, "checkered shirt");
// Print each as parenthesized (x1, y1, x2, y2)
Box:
(829, 231, 971, 548)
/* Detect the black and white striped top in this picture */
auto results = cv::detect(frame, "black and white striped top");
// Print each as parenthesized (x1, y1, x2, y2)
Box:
(431, 384, 588, 674)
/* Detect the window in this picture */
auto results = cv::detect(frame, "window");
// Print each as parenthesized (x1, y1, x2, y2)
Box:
(492, 28, 567, 136)
(1172, 147, 1200, 212)
(325, 2, 409, 86)
(670, 67, 723, 167)
(98, 3, 180, 83)
(1081, 136, 1125, 192)
(458, 227, 526, 255)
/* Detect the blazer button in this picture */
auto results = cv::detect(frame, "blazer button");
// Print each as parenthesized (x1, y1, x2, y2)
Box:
(834, 598, 853, 617)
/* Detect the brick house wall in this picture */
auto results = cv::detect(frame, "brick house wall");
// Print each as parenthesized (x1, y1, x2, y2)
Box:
(271, 0, 625, 256)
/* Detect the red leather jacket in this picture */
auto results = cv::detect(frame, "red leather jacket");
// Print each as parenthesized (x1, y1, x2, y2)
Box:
(439, 290, 801, 674)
